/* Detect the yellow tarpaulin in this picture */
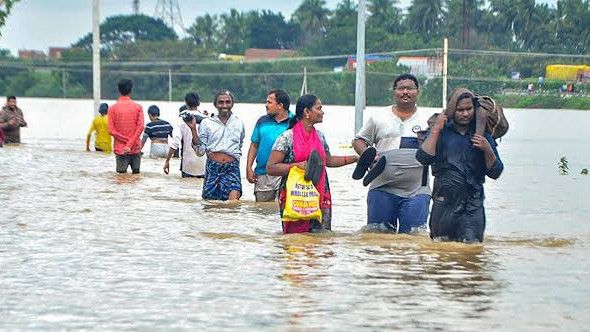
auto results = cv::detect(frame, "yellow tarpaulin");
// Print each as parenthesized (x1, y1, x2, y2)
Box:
(546, 64, 590, 80)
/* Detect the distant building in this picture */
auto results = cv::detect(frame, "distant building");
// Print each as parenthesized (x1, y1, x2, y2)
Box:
(347, 54, 393, 71)
(18, 49, 46, 60)
(396, 56, 442, 78)
(244, 48, 296, 62)
(48, 47, 67, 60)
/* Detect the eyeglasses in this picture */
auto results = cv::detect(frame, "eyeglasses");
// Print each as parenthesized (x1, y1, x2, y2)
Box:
(394, 86, 418, 92)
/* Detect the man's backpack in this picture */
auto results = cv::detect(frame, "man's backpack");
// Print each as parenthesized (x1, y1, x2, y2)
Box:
(474, 95, 509, 139)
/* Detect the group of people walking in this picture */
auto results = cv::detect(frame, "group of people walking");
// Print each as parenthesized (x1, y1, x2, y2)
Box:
(82, 72, 504, 243)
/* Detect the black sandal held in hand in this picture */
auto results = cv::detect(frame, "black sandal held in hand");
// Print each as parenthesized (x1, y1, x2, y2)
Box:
(363, 156, 386, 187)
(304, 150, 324, 187)
(352, 146, 376, 180)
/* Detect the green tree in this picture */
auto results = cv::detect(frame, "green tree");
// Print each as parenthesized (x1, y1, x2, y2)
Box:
(72, 14, 178, 52)
(247, 10, 301, 49)
(552, 0, 590, 53)
(217, 9, 248, 53)
(367, 0, 403, 33)
(406, 0, 444, 38)
(293, 0, 332, 45)
(187, 14, 218, 49)
(443, 0, 484, 49)
(305, 0, 356, 55)
(0, 0, 20, 36)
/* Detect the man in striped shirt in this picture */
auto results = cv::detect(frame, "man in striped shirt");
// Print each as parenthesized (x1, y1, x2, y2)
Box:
(141, 105, 173, 158)
(108, 78, 145, 174)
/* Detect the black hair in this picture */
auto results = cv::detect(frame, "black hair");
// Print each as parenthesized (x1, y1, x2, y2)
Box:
(456, 93, 475, 106)
(117, 79, 133, 96)
(98, 102, 109, 115)
(184, 92, 200, 108)
(288, 94, 318, 129)
(393, 73, 419, 90)
(148, 105, 160, 117)
(268, 89, 290, 111)
(6, 96, 16, 101)
(213, 89, 235, 106)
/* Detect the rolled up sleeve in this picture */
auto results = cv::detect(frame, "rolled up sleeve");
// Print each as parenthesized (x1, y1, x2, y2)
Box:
(415, 148, 435, 165)
(353, 116, 376, 146)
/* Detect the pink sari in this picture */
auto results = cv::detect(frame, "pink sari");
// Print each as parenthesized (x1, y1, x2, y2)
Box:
(282, 122, 331, 234)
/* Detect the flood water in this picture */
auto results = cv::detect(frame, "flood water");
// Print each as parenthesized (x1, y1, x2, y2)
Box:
(1, 98, 589, 330)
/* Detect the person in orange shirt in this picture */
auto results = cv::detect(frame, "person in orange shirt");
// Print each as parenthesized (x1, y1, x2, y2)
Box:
(107, 79, 145, 174)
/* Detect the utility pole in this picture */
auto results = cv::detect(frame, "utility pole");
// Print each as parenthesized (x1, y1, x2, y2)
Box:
(92, 0, 101, 116)
(354, 0, 367, 134)
(132, 0, 139, 14)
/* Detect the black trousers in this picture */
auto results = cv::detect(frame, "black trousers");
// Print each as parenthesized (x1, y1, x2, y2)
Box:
(429, 197, 486, 243)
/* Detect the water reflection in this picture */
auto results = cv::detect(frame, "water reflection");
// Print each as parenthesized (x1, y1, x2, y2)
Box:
(277, 234, 335, 288)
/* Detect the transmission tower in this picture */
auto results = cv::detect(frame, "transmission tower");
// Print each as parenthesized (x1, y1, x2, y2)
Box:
(132, 0, 139, 14)
(154, 0, 186, 33)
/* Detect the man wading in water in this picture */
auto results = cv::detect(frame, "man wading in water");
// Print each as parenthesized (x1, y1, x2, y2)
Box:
(416, 88, 504, 243)
(190, 90, 245, 201)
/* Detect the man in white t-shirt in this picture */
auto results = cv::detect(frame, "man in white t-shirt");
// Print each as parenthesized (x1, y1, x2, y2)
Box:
(163, 92, 207, 177)
(352, 73, 431, 233)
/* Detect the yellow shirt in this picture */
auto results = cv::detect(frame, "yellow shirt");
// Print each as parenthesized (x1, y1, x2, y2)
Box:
(87, 115, 112, 152)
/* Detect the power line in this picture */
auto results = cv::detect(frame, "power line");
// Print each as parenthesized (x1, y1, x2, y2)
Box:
(154, 0, 185, 33)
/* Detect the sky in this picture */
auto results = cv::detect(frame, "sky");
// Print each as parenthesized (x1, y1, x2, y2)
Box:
(0, 0, 557, 56)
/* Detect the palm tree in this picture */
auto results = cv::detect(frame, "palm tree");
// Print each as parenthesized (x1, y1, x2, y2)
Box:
(293, 0, 332, 44)
(187, 14, 218, 48)
(368, 0, 403, 33)
(406, 0, 444, 37)
(218, 9, 248, 53)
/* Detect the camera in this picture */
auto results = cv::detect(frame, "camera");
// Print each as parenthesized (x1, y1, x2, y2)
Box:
(180, 111, 206, 124)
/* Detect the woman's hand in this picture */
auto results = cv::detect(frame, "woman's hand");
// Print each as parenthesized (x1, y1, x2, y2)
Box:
(293, 161, 307, 169)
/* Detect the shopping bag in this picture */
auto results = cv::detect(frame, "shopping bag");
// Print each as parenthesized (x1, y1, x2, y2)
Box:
(282, 166, 322, 222)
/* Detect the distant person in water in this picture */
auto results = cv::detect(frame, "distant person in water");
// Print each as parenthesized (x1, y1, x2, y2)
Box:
(141, 105, 173, 158)
(86, 102, 112, 153)
(190, 90, 245, 200)
(0, 96, 28, 144)
(108, 78, 145, 174)
(163, 92, 207, 177)
(416, 88, 504, 243)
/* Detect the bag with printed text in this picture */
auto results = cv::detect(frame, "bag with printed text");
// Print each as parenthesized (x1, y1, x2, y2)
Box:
(282, 167, 322, 222)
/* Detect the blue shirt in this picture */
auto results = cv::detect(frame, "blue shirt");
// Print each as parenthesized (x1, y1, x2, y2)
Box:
(251, 112, 292, 175)
(415, 121, 503, 198)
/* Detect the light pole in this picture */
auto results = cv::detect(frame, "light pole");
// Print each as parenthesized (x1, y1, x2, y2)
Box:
(92, 0, 101, 116)
(354, 0, 366, 134)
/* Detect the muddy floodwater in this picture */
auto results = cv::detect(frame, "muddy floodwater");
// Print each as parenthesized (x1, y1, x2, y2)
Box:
(1, 98, 589, 330)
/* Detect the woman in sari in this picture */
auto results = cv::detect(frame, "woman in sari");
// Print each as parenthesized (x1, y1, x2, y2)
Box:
(267, 94, 358, 233)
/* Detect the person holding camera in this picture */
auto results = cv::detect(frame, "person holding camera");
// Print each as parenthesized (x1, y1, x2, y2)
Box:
(189, 90, 245, 201)
(163, 92, 208, 177)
